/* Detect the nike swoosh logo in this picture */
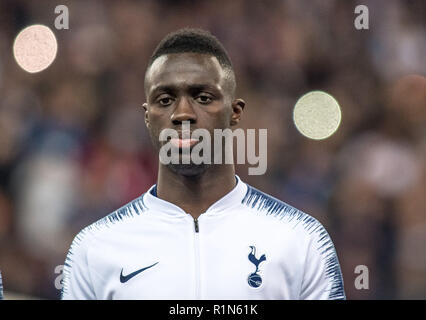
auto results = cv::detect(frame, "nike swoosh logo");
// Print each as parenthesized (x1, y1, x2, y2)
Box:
(120, 262, 159, 283)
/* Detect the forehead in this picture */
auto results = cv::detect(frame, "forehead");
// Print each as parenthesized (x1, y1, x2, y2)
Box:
(145, 53, 227, 92)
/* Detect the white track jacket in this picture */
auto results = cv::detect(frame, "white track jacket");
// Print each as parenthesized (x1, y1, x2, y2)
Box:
(61, 176, 345, 300)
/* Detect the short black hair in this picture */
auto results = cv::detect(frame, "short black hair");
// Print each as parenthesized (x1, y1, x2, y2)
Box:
(148, 28, 234, 72)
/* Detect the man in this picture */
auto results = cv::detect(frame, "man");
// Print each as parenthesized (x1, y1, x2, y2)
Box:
(61, 28, 345, 300)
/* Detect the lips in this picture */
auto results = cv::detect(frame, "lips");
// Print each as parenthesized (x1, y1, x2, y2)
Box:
(168, 130, 200, 148)
(170, 138, 199, 148)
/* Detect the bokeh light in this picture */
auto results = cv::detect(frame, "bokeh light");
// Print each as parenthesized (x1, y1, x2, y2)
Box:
(293, 91, 342, 140)
(13, 25, 58, 73)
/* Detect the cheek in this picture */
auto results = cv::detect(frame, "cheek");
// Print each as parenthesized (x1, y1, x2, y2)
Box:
(204, 103, 232, 126)
(213, 106, 233, 128)
(146, 110, 167, 145)
(148, 107, 170, 128)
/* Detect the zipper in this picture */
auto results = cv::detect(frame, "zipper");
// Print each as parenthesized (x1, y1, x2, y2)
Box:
(192, 216, 201, 298)
(194, 218, 199, 233)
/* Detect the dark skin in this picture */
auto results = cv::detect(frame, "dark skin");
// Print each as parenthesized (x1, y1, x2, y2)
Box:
(143, 52, 245, 219)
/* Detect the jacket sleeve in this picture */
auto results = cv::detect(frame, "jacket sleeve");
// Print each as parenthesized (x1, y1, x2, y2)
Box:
(61, 229, 97, 300)
(299, 222, 346, 300)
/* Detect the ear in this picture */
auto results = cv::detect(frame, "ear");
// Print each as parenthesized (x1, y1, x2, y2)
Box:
(230, 99, 245, 126)
(142, 103, 150, 128)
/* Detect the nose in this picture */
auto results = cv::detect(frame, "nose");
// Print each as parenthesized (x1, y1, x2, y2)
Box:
(171, 97, 197, 125)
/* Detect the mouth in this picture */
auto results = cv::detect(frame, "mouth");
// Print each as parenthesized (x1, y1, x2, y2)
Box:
(170, 138, 200, 148)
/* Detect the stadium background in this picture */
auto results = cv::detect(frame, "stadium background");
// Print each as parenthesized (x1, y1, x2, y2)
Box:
(0, 0, 425, 299)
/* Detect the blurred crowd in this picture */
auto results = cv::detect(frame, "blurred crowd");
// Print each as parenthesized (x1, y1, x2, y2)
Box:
(0, 0, 424, 299)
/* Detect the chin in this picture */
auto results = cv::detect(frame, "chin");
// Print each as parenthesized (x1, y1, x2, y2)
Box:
(168, 163, 210, 177)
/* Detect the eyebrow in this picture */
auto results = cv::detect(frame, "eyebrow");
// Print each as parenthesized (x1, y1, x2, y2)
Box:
(149, 83, 221, 99)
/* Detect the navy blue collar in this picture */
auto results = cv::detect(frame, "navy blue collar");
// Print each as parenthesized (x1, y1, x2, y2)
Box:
(144, 175, 246, 217)
(151, 185, 157, 197)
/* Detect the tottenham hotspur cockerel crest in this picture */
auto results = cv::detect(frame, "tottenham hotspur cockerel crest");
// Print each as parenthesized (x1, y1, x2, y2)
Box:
(247, 246, 266, 288)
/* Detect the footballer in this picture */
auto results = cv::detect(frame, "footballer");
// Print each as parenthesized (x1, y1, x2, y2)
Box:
(61, 28, 345, 300)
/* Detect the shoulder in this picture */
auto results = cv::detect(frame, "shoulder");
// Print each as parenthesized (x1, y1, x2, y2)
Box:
(241, 184, 323, 230)
(240, 183, 334, 247)
(65, 194, 148, 262)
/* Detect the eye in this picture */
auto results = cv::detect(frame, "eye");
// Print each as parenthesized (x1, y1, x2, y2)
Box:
(195, 94, 213, 104)
(157, 95, 174, 106)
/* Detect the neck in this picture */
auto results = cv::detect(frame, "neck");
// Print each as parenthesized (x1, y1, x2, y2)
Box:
(156, 164, 236, 219)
